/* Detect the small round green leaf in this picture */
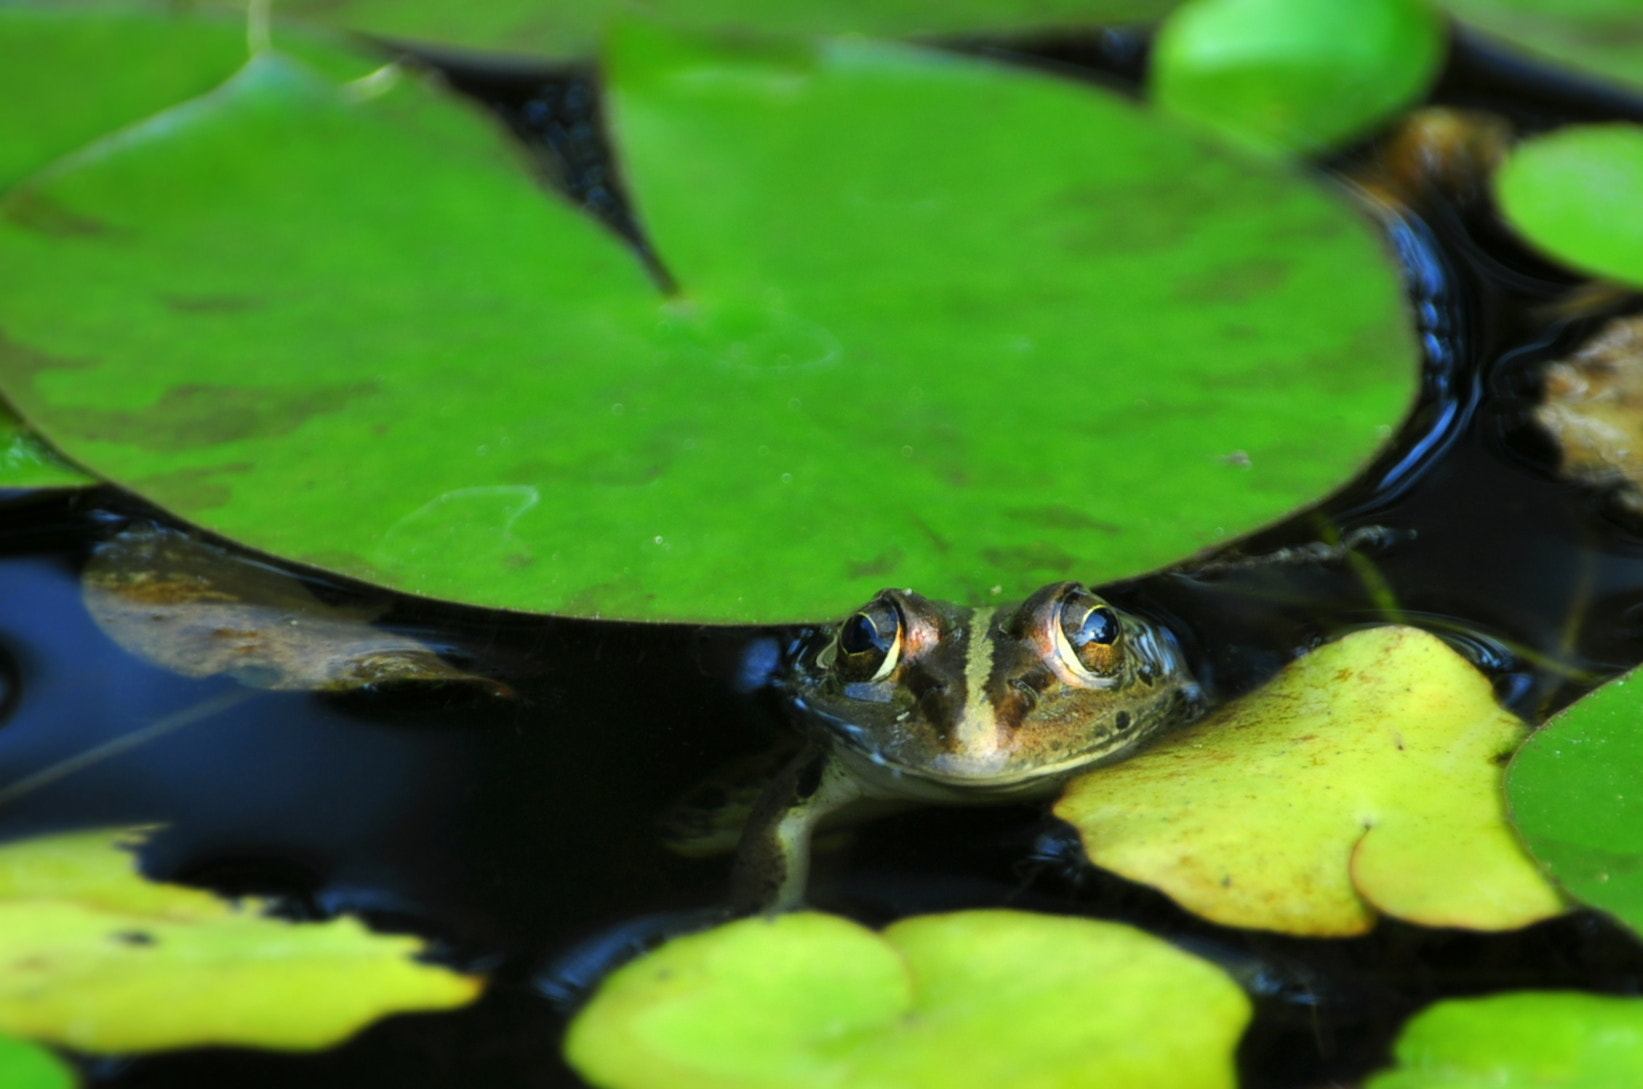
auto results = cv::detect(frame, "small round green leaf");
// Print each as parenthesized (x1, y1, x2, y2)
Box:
(0, 16, 1417, 622)
(1152, 0, 1447, 156)
(565, 910, 1251, 1089)
(0, 1035, 75, 1089)
(1496, 123, 1643, 286)
(261, 0, 1180, 61)
(1509, 666, 1643, 935)
(1368, 991, 1643, 1089)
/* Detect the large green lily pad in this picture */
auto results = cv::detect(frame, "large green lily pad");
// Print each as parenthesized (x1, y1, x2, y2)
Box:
(0, 13, 1415, 622)
(565, 910, 1250, 1089)
(1151, 0, 1446, 157)
(1444, 0, 1643, 96)
(261, 0, 1180, 61)
(0, 1035, 74, 1089)
(1057, 626, 1565, 935)
(0, 828, 481, 1053)
(1509, 666, 1643, 935)
(1495, 123, 1643, 288)
(1368, 991, 1643, 1089)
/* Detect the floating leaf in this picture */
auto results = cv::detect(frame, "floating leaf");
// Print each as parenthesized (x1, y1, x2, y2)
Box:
(259, 0, 1180, 62)
(1057, 626, 1565, 936)
(565, 910, 1250, 1089)
(1533, 314, 1643, 511)
(1, 405, 90, 490)
(0, 828, 481, 1054)
(1367, 990, 1643, 1089)
(1444, 0, 1643, 97)
(0, 15, 1416, 622)
(1151, 0, 1447, 156)
(0, 1034, 74, 1089)
(82, 524, 511, 694)
(1496, 123, 1643, 286)
(1509, 666, 1643, 935)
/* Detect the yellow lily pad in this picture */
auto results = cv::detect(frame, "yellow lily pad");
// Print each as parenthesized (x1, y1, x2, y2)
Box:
(1056, 626, 1565, 936)
(565, 910, 1250, 1089)
(0, 828, 481, 1053)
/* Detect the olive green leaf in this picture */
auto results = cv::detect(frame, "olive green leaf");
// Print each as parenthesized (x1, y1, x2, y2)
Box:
(0, 1034, 75, 1089)
(1057, 626, 1565, 936)
(1495, 123, 1643, 287)
(0, 828, 481, 1053)
(565, 910, 1250, 1089)
(1, 406, 90, 490)
(82, 524, 512, 694)
(258, 0, 1180, 62)
(1443, 0, 1643, 96)
(1151, 0, 1447, 157)
(1508, 665, 1643, 936)
(0, 13, 1416, 622)
(1367, 991, 1643, 1089)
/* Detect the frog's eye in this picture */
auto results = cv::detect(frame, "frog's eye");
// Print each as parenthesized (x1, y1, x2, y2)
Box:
(825, 597, 903, 683)
(1054, 588, 1124, 677)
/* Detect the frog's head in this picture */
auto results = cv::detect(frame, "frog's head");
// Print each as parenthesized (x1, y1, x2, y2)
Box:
(782, 582, 1200, 795)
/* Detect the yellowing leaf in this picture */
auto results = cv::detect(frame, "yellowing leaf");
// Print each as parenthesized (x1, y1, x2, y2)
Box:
(0, 829, 481, 1054)
(565, 911, 1250, 1089)
(1056, 626, 1565, 936)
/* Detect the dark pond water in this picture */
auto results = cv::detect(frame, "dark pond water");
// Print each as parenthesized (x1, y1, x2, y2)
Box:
(7, 23, 1643, 1089)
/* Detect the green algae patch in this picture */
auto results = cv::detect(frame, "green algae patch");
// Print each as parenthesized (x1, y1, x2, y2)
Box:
(0, 15, 1416, 623)
(565, 910, 1249, 1089)
(1058, 626, 1565, 936)
(258, 0, 1179, 61)
(0, 1035, 75, 1089)
(1496, 124, 1643, 287)
(0, 828, 481, 1054)
(1152, 0, 1446, 157)
(1509, 666, 1643, 937)
(1368, 991, 1643, 1089)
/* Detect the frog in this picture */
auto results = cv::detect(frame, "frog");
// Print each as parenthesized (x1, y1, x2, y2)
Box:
(730, 580, 1202, 912)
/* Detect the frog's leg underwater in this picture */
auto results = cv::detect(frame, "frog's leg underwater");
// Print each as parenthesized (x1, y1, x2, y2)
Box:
(730, 739, 863, 913)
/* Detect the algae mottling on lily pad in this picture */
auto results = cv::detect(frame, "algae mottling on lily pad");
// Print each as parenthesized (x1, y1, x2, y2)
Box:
(566, 910, 1250, 1089)
(0, 828, 481, 1054)
(1057, 626, 1565, 936)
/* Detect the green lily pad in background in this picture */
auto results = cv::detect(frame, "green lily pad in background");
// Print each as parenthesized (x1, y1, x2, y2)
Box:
(1495, 123, 1643, 287)
(0, 1034, 75, 1089)
(1, 406, 90, 490)
(1509, 667, 1643, 936)
(0, 828, 480, 1053)
(565, 910, 1250, 1089)
(1444, 0, 1643, 97)
(1057, 626, 1565, 935)
(1151, 0, 1447, 157)
(1367, 991, 1643, 1089)
(260, 0, 1180, 62)
(0, 13, 1416, 622)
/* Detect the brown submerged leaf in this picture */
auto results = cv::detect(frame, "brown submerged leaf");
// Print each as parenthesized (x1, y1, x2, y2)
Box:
(83, 524, 510, 695)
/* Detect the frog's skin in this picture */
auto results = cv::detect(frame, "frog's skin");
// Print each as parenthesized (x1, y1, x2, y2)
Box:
(732, 581, 1202, 912)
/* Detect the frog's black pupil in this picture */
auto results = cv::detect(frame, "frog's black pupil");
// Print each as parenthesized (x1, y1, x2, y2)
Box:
(840, 610, 891, 656)
(1067, 606, 1119, 647)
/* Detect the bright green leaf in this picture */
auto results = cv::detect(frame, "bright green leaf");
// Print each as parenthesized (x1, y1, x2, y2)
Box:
(1509, 666, 1643, 935)
(1495, 123, 1643, 287)
(0, 1035, 75, 1089)
(1057, 626, 1566, 935)
(1444, 0, 1643, 96)
(1, 405, 91, 490)
(0, 828, 481, 1054)
(1152, 0, 1447, 156)
(0, 16, 1416, 622)
(1368, 991, 1643, 1089)
(565, 910, 1250, 1089)
(260, 0, 1180, 62)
